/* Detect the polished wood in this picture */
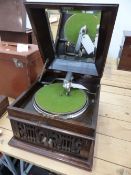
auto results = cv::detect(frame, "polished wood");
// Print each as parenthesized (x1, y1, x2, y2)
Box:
(8, 3, 118, 171)
(0, 41, 43, 98)
(9, 137, 94, 171)
(118, 31, 131, 71)
(0, 29, 32, 44)
(8, 74, 100, 170)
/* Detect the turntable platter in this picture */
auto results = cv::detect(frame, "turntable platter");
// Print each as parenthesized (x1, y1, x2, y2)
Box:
(34, 83, 88, 118)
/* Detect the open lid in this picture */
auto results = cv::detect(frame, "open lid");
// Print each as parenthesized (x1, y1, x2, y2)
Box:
(25, 2, 118, 77)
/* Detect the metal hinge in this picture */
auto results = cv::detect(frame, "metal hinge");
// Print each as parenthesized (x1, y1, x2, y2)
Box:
(13, 58, 24, 68)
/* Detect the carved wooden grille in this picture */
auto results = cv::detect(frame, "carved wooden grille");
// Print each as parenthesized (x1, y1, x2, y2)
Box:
(11, 120, 91, 159)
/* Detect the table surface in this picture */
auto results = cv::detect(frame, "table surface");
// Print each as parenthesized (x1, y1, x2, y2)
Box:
(0, 59, 131, 175)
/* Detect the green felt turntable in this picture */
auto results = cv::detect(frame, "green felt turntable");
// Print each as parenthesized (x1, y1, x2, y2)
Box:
(33, 83, 88, 119)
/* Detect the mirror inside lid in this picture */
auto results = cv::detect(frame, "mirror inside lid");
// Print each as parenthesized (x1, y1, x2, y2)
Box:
(51, 9, 101, 76)
(25, 3, 118, 77)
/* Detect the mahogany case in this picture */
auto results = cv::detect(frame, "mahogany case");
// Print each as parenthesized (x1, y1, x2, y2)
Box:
(0, 41, 43, 98)
(8, 2, 118, 171)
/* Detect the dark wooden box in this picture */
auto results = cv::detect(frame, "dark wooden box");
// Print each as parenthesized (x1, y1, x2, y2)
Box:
(0, 29, 32, 44)
(0, 96, 9, 118)
(0, 41, 43, 98)
(8, 2, 118, 171)
(8, 74, 100, 171)
(118, 31, 131, 71)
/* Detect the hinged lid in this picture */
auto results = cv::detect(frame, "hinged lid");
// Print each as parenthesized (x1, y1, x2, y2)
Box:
(25, 2, 118, 77)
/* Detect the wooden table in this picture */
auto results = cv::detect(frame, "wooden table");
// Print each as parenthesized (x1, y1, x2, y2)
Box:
(0, 59, 131, 175)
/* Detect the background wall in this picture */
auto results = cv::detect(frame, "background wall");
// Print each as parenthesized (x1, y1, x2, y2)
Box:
(26, 0, 131, 59)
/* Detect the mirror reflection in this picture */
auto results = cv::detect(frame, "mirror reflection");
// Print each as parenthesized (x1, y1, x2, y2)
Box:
(47, 9, 101, 63)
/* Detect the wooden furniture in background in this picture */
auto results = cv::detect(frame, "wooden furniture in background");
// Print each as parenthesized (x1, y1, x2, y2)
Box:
(0, 29, 32, 44)
(0, 96, 9, 118)
(0, 0, 26, 32)
(0, 41, 43, 98)
(118, 31, 131, 71)
(0, 0, 33, 44)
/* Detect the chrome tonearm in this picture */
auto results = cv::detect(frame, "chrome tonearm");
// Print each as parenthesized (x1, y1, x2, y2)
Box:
(63, 72, 73, 96)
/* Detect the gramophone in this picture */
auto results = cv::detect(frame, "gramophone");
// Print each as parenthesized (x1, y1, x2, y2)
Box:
(8, 2, 118, 171)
